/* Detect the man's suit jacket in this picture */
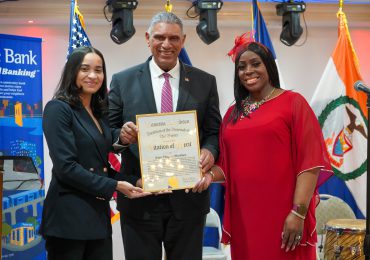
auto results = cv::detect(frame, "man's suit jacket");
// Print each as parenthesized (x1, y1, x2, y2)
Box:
(109, 58, 221, 220)
(40, 99, 117, 239)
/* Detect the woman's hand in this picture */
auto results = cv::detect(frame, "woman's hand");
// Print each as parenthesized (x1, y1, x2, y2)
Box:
(281, 212, 304, 252)
(136, 178, 172, 195)
(281, 168, 319, 251)
(116, 181, 151, 199)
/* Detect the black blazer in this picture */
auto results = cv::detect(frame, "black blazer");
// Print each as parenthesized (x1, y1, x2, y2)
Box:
(109, 58, 221, 220)
(40, 99, 118, 240)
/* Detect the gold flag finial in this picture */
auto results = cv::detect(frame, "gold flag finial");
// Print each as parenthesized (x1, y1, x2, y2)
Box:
(165, 0, 173, 12)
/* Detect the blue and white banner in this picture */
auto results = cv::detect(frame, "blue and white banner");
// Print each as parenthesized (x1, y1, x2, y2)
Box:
(0, 34, 46, 259)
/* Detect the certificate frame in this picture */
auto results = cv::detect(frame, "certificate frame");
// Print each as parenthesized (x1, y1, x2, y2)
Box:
(136, 110, 201, 192)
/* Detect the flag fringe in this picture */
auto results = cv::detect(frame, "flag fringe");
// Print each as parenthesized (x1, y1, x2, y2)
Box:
(337, 10, 361, 73)
(74, 4, 86, 29)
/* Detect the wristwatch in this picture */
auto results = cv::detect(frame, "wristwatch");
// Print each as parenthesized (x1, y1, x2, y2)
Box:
(292, 204, 308, 216)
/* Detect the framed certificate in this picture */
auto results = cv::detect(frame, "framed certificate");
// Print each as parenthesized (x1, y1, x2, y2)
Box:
(136, 111, 201, 192)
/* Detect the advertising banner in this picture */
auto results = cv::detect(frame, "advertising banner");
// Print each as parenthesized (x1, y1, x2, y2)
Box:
(0, 34, 45, 260)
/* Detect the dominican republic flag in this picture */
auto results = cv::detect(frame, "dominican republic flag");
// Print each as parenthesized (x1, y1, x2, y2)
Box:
(252, 0, 285, 89)
(310, 9, 367, 218)
(252, 0, 276, 57)
(177, 47, 225, 248)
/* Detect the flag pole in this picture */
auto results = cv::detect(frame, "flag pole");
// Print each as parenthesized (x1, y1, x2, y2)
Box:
(349, 0, 370, 256)
(338, 1, 368, 257)
(365, 97, 370, 260)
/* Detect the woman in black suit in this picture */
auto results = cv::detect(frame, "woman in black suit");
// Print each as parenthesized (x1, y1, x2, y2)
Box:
(40, 46, 149, 260)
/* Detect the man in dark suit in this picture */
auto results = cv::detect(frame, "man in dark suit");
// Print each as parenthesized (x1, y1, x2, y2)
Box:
(108, 12, 221, 260)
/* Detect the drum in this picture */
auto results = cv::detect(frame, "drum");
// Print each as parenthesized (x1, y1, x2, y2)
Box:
(324, 219, 365, 260)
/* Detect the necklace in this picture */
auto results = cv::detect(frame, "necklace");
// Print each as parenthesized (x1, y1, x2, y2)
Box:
(240, 88, 275, 119)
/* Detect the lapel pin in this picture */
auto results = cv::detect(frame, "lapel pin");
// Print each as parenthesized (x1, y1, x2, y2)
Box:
(185, 77, 189, 82)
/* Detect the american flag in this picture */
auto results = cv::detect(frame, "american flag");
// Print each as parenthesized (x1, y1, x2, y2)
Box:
(67, 0, 91, 57)
(67, 0, 122, 223)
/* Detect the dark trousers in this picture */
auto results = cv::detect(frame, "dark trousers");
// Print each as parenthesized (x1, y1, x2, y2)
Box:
(45, 236, 113, 260)
(120, 195, 206, 260)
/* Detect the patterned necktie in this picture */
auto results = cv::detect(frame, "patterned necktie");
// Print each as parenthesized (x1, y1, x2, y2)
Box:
(161, 72, 173, 113)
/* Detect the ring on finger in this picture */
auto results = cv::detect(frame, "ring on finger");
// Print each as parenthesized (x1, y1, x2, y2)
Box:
(295, 235, 301, 241)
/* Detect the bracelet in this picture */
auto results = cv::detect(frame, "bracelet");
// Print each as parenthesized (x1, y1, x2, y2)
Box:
(290, 209, 306, 220)
(207, 170, 215, 180)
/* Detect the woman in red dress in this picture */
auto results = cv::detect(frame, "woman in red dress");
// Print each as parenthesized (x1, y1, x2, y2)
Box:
(196, 35, 333, 259)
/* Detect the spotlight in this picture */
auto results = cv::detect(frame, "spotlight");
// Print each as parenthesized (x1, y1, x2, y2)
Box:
(194, 0, 223, 45)
(108, 0, 138, 44)
(276, 1, 306, 46)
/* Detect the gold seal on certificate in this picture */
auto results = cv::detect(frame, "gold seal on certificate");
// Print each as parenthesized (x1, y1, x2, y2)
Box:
(136, 111, 201, 192)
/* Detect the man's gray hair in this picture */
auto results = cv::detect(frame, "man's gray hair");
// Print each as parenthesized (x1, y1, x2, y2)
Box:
(147, 12, 183, 36)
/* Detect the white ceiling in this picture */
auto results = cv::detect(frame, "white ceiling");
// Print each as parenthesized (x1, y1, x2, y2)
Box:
(0, 0, 370, 27)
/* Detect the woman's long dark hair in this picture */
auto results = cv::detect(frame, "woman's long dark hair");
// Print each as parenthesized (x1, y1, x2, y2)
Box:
(53, 46, 108, 118)
(228, 42, 281, 124)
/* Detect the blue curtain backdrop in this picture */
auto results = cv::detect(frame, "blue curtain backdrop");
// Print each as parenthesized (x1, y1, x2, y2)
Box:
(0, 34, 46, 260)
